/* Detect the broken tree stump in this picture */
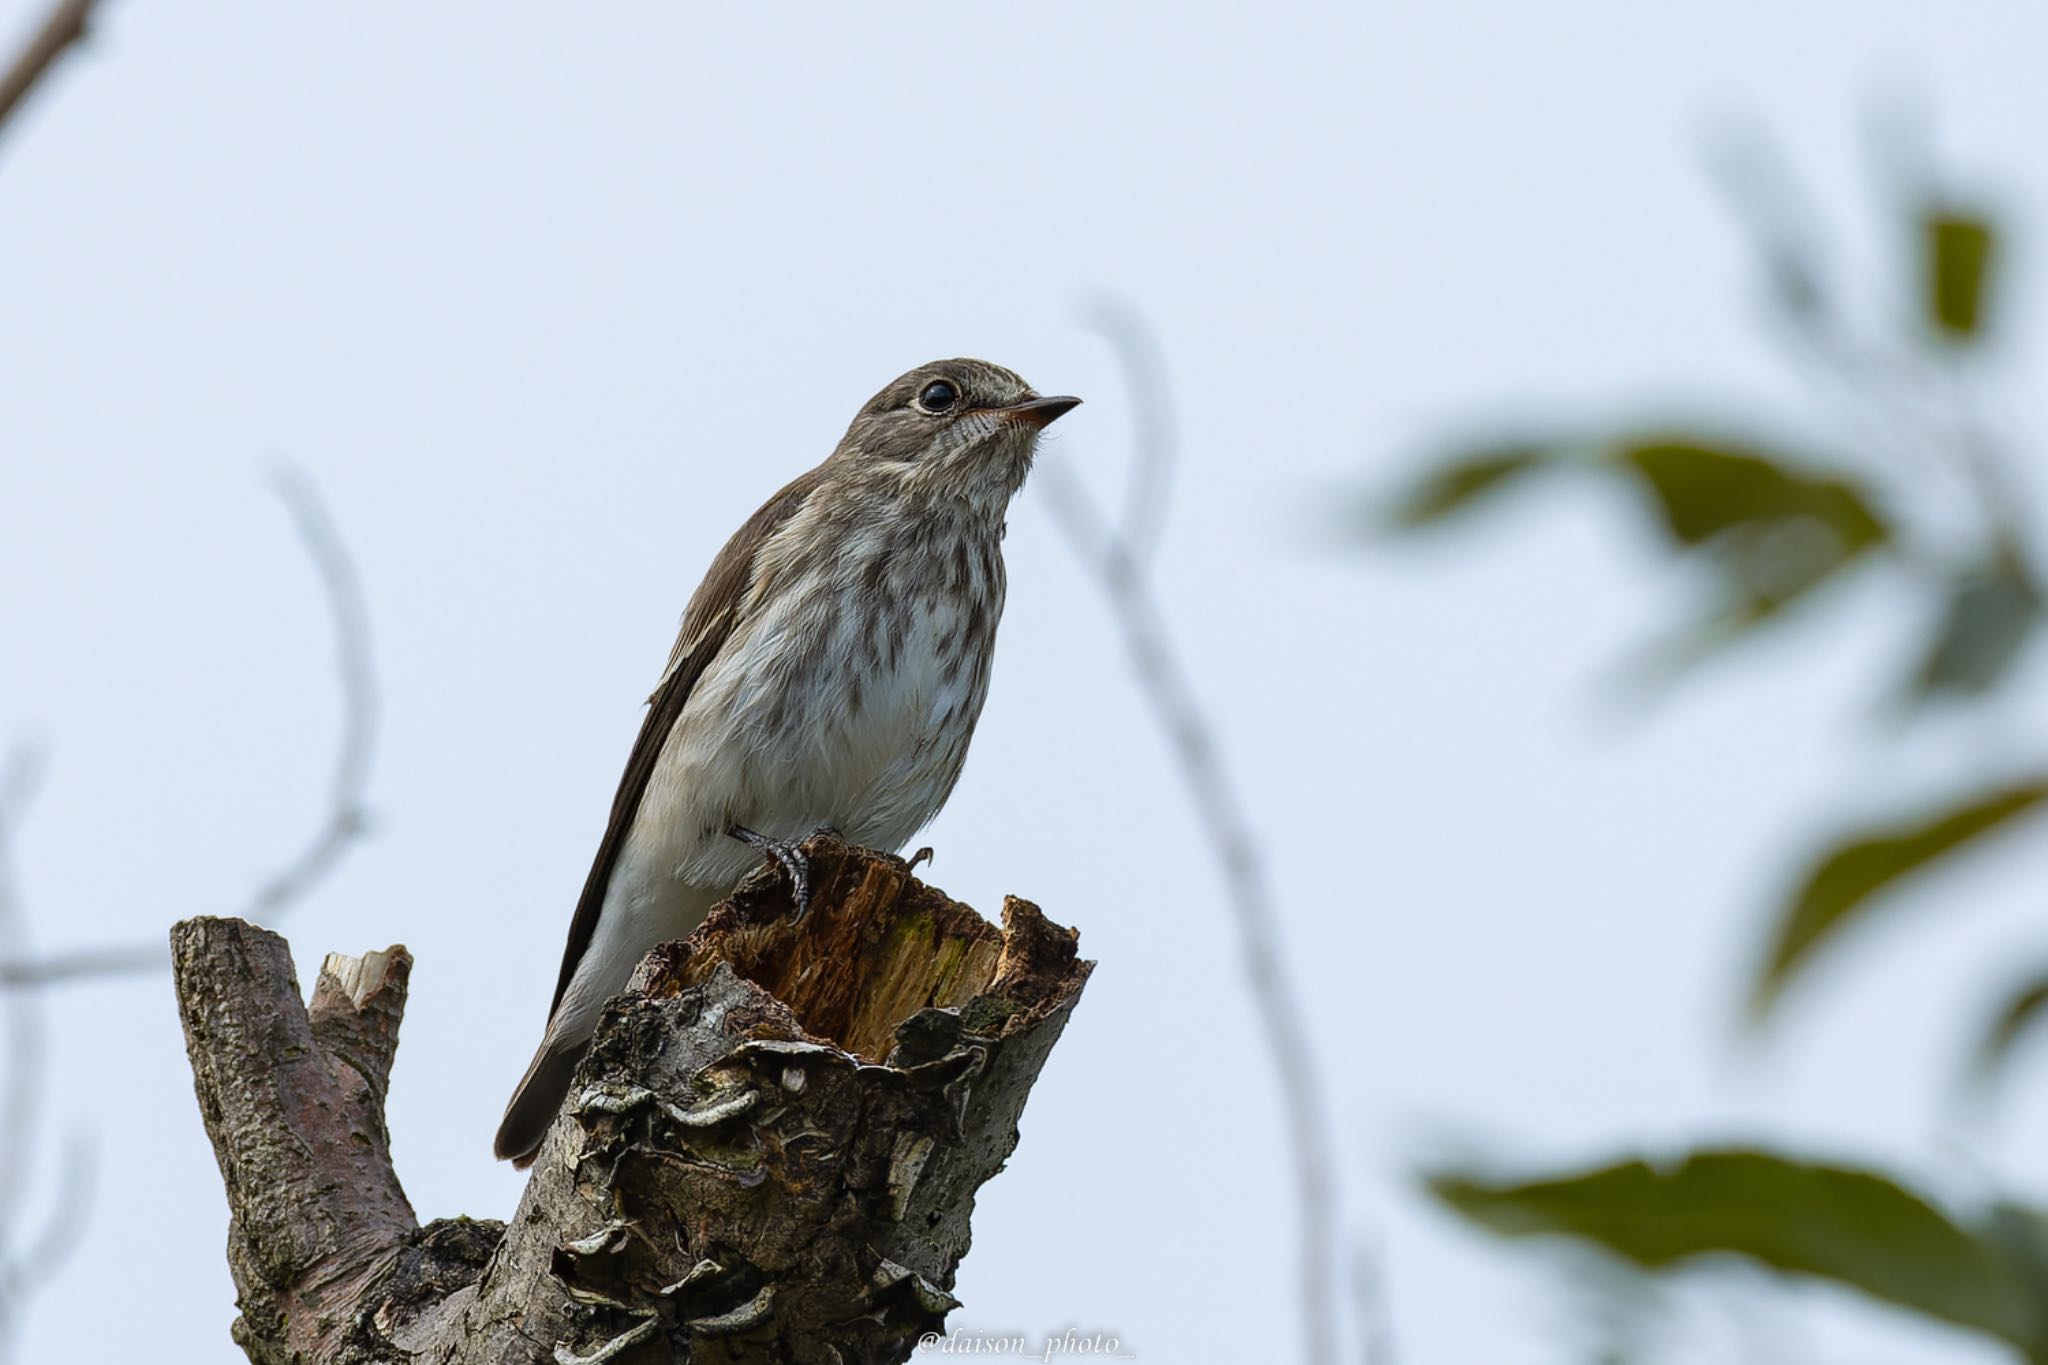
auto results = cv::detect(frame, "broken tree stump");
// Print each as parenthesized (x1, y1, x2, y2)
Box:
(170, 836, 1093, 1365)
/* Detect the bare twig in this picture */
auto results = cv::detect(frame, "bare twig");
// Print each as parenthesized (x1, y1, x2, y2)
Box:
(0, 0, 101, 140)
(0, 744, 95, 1362)
(0, 1134, 95, 1330)
(1041, 302, 1342, 1365)
(0, 747, 48, 1221)
(0, 468, 379, 987)
(0, 940, 157, 986)
(250, 466, 378, 917)
(1079, 297, 1180, 568)
(1350, 1234, 1396, 1365)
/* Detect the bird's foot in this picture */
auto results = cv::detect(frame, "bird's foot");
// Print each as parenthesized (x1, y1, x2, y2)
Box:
(729, 824, 818, 921)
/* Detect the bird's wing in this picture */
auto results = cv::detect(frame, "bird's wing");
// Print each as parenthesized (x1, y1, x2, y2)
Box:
(546, 464, 828, 1014)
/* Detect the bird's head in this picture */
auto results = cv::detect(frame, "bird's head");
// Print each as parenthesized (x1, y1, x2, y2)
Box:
(829, 359, 1080, 508)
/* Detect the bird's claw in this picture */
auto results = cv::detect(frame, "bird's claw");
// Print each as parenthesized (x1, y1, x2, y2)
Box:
(729, 824, 814, 921)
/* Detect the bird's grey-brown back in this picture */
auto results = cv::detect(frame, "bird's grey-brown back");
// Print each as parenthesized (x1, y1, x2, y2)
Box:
(494, 358, 1078, 1166)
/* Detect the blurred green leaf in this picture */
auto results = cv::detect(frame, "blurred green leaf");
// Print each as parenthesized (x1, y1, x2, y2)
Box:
(1601, 436, 1890, 675)
(1966, 973, 2048, 1098)
(1906, 549, 2041, 703)
(1428, 1148, 2046, 1354)
(1610, 437, 1888, 552)
(1385, 433, 1896, 683)
(1925, 211, 1997, 340)
(1617, 439, 1808, 544)
(1987, 1203, 2048, 1294)
(1385, 444, 1552, 529)
(1752, 778, 2048, 1020)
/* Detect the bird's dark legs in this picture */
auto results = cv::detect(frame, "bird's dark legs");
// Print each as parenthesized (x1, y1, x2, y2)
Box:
(728, 824, 839, 920)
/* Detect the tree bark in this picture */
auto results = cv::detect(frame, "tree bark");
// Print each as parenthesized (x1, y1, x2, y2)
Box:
(171, 836, 1092, 1365)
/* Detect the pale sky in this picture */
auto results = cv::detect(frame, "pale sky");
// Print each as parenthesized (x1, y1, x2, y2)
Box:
(3, 4, 2047, 1363)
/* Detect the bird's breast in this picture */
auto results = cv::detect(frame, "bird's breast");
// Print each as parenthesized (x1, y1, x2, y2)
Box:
(654, 518, 1008, 882)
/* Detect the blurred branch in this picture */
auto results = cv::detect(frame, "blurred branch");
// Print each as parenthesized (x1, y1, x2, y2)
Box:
(0, 941, 157, 986)
(1043, 299, 1342, 1365)
(250, 466, 379, 912)
(1350, 1234, 1396, 1365)
(0, 748, 48, 1222)
(1079, 297, 1179, 568)
(0, 468, 379, 988)
(1701, 121, 1836, 339)
(0, 1136, 94, 1350)
(0, 0, 100, 140)
(0, 745, 95, 1361)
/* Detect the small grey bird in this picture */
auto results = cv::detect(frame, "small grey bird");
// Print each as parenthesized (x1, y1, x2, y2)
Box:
(495, 359, 1079, 1165)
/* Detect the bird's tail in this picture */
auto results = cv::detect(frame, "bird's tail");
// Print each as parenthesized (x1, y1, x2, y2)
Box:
(493, 1037, 589, 1168)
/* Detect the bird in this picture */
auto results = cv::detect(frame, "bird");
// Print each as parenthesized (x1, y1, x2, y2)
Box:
(494, 358, 1080, 1166)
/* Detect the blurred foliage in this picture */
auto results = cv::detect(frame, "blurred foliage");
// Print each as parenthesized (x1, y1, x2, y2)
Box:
(1926, 210, 1997, 339)
(1386, 443, 1550, 528)
(1389, 432, 1894, 667)
(1909, 542, 2043, 701)
(1379, 131, 2048, 1359)
(1431, 1151, 2047, 1355)
(1973, 975, 2048, 1099)
(1754, 777, 2048, 1021)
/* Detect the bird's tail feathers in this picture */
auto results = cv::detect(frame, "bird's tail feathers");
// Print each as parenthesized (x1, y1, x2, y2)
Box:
(493, 1038, 588, 1168)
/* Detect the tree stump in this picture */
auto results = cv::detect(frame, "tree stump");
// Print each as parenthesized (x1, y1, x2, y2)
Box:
(171, 836, 1093, 1365)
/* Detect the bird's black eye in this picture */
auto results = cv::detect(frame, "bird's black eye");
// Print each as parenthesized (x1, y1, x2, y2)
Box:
(914, 379, 960, 414)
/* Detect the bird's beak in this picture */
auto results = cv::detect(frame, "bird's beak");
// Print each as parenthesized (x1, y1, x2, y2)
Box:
(997, 395, 1082, 429)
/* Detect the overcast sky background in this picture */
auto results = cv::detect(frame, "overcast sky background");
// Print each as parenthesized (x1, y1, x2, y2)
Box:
(4, 3, 2048, 1362)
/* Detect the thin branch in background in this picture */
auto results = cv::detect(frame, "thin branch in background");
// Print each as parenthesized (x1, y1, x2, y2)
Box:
(1699, 118, 1937, 485)
(0, 467, 380, 987)
(1041, 300, 1342, 1365)
(1350, 1233, 1396, 1365)
(249, 465, 379, 917)
(1699, 119, 1836, 339)
(0, 0, 101, 140)
(0, 744, 95, 1363)
(1079, 297, 1180, 569)
(0, 1136, 93, 1354)
(0, 747, 51, 1223)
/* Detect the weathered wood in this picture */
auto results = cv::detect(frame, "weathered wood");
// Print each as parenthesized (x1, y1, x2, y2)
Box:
(172, 917, 423, 1364)
(172, 836, 1092, 1364)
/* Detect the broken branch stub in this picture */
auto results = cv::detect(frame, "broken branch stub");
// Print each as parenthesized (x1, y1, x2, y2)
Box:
(172, 836, 1092, 1364)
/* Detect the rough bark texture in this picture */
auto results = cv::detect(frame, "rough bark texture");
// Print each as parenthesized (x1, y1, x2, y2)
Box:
(172, 837, 1092, 1365)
